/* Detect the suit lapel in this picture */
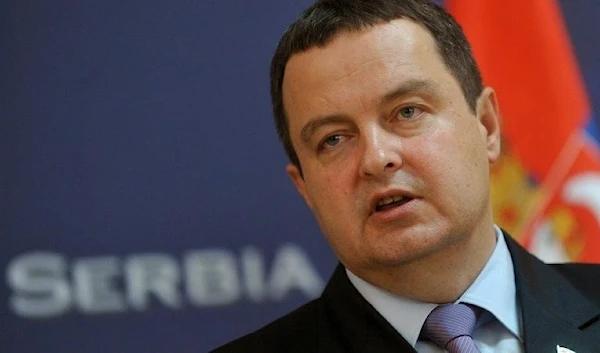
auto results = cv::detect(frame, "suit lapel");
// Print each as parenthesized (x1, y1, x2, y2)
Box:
(505, 233, 600, 352)
(319, 264, 417, 353)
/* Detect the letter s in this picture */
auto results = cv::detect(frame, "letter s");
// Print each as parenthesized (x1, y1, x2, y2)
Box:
(6, 252, 71, 318)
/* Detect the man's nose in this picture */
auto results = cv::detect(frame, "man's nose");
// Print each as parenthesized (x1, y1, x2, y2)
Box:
(358, 125, 403, 179)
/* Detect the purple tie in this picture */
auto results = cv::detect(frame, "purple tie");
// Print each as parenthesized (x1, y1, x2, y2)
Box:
(420, 304, 481, 353)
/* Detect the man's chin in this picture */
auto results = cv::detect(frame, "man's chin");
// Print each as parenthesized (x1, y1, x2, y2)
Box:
(364, 235, 456, 268)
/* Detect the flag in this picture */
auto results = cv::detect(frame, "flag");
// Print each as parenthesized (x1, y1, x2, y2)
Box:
(447, 0, 600, 262)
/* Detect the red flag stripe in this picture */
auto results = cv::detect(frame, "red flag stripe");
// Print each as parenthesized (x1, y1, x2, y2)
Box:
(447, 0, 591, 180)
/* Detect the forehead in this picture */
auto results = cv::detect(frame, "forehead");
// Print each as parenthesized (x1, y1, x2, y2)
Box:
(282, 19, 453, 115)
(283, 19, 445, 93)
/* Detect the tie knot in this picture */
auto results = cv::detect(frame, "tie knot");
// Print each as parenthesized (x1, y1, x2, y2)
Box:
(421, 303, 481, 352)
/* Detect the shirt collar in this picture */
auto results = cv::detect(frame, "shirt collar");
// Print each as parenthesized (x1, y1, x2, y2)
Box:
(346, 225, 522, 347)
(459, 225, 522, 341)
(346, 268, 436, 346)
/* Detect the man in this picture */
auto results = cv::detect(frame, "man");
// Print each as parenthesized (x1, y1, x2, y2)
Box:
(213, 0, 600, 352)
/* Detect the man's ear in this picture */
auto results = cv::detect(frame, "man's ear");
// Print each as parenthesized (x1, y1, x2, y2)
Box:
(476, 87, 502, 163)
(286, 164, 313, 210)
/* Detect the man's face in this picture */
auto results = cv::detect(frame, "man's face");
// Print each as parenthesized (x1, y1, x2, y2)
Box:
(282, 20, 501, 276)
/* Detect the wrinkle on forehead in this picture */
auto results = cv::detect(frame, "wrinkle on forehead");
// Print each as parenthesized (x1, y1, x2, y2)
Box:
(329, 24, 424, 83)
(331, 55, 388, 82)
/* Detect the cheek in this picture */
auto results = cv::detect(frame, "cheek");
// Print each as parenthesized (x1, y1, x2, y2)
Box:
(303, 166, 359, 230)
(305, 170, 348, 207)
(412, 123, 485, 196)
(414, 128, 456, 177)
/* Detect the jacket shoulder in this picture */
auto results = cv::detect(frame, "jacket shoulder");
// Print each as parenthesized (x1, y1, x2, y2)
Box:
(210, 298, 322, 353)
(551, 262, 600, 306)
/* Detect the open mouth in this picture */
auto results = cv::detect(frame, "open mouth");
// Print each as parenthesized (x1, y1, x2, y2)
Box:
(375, 195, 412, 212)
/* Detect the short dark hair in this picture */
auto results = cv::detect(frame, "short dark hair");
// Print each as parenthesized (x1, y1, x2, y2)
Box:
(270, 0, 483, 171)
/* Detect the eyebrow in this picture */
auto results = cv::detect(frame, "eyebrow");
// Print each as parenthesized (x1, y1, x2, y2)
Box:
(380, 79, 439, 107)
(299, 79, 439, 144)
(300, 114, 351, 144)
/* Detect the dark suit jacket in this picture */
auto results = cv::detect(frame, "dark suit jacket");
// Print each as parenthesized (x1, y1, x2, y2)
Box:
(212, 232, 600, 352)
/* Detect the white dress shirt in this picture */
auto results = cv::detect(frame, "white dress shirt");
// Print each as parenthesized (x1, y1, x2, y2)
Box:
(346, 225, 524, 352)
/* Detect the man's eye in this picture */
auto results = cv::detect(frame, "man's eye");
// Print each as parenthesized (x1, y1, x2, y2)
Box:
(321, 135, 343, 148)
(398, 106, 421, 119)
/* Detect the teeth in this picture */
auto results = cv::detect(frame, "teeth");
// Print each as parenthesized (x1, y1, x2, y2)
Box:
(377, 195, 404, 206)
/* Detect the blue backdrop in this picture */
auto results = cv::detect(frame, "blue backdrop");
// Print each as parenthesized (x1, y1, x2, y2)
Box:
(1, 1, 598, 352)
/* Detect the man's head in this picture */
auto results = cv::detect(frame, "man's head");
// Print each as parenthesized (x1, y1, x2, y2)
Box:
(272, 0, 501, 298)
(271, 0, 483, 171)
